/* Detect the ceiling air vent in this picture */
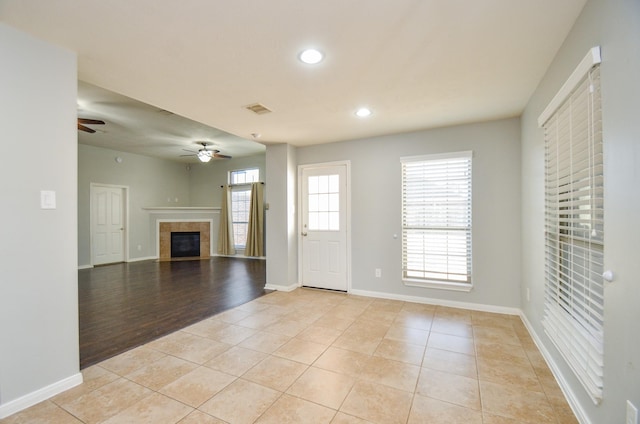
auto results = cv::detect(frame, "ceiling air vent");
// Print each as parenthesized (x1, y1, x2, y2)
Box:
(245, 103, 272, 115)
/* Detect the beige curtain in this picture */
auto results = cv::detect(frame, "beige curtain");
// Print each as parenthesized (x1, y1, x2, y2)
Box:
(245, 182, 264, 257)
(217, 185, 235, 255)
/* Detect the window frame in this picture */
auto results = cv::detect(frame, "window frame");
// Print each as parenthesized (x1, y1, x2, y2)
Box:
(400, 151, 473, 292)
(229, 168, 260, 186)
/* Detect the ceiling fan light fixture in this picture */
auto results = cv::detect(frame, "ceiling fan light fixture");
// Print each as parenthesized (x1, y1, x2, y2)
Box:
(197, 150, 212, 162)
(181, 141, 231, 161)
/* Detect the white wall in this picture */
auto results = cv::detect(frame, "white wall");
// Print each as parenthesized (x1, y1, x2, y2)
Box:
(0, 24, 81, 415)
(189, 154, 266, 207)
(296, 118, 522, 309)
(520, 0, 640, 422)
(78, 144, 191, 266)
(78, 146, 265, 266)
(265, 144, 298, 289)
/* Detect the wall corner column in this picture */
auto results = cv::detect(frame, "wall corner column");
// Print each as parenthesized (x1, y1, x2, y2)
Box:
(265, 144, 298, 290)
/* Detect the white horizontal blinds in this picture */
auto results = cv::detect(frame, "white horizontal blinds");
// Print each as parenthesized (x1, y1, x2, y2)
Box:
(542, 61, 604, 403)
(401, 152, 472, 285)
(231, 188, 251, 247)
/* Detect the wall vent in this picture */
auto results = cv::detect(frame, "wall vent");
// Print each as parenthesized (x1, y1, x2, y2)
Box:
(245, 103, 272, 115)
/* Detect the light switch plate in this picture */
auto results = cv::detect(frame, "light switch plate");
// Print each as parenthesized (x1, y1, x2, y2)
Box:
(40, 190, 56, 209)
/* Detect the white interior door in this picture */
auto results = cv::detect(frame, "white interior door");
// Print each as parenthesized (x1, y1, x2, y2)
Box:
(91, 185, 125, 265)
(300, 163, 349, 291)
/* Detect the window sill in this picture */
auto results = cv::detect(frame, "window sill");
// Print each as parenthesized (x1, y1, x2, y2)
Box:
(403, 279, 473, 292)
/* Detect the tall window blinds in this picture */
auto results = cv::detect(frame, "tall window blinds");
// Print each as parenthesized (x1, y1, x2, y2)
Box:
(539, 47, 604, 404)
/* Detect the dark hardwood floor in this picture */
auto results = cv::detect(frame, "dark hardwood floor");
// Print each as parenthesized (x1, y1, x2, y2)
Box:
(78, 257, 268, 369)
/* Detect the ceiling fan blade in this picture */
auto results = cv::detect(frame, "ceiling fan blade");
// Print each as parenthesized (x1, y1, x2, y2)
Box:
(78, 123, 96, 133)
(182, 149, 198, 153)
(179, 154, 196, 157)
(213, 153, 232, 159)
(78, 118, 105, 125)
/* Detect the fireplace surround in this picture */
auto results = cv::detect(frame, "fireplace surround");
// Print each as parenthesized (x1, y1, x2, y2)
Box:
(159, 221, 210, 260)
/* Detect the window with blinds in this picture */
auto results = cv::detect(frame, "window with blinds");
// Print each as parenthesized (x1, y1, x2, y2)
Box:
(229, 168, 260, 248)
(539, 47, 604, 404)
(401, 151, 472, 290)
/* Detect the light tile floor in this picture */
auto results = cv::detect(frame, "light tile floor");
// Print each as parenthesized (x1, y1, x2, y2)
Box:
(1, 289, 578, 424)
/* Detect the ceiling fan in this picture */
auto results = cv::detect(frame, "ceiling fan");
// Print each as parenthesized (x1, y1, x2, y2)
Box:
(77, 118, 105, 133)
(181, 141, 231, 163)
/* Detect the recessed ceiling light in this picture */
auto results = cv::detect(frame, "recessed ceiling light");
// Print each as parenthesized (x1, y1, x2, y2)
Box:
(299, 48, 324, 64)
(355, 107, 372, 118)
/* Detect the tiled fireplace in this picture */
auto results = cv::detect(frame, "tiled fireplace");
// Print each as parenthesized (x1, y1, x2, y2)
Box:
(159, 221, 210, 260)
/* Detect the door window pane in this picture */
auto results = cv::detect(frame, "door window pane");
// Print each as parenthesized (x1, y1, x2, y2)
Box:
(307, 174, 340, 231)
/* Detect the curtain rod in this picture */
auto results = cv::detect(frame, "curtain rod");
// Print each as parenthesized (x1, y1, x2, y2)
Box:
(220, 182, 265, 188)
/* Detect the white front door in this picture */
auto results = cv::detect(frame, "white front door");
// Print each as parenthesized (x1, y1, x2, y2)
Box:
(300, 162, 349, 291)
(91, 185, 125, 265)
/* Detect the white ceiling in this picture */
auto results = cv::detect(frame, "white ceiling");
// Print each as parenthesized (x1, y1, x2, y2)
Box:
(0, 0, 586, 161)
(76, 81, 265, 162)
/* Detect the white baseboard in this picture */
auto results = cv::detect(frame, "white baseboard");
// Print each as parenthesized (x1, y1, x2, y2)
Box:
(349, 288, 521, 316)
(519, 313, 590, 424)
(213, 254, 266, 260)
(80, 255, 264, 269)
(78, 256, 158, 269)
(127, 256, 157, 263)
(0, 372, 83, 419)
(264, 283, 299, 292)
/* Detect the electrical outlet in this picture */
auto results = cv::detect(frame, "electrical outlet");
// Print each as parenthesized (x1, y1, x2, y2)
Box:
(375, 268, 382, 278)
(627, 400, 638, 424)
(526, 287, 530, 302)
